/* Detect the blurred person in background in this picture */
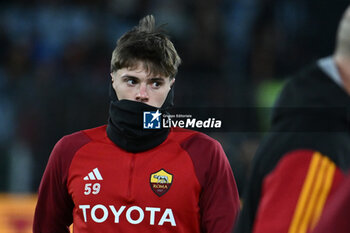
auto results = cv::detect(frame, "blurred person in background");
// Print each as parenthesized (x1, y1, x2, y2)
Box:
(235, 5, 350, 233)
(33, 15, 240, 233)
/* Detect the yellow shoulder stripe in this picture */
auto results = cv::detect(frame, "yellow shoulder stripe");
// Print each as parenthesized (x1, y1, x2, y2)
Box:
(288, 152, 336, 233)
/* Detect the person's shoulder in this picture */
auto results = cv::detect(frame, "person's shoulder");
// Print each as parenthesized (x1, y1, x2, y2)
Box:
(272, 61, 330, 111)
(170, 127, 221, 150)
(55, 130, 90, 151)
(57, 125, 107, 149)
(283, 62, 329, 92)
(48, 128, 96, 163)
(81, 125, 108, 141)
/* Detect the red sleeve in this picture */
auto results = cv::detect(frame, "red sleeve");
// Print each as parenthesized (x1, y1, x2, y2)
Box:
(252, 149, 345, 233)
(311, 175, 350, 233)
(181, 133, 240, 233)
(33, 132, 91, 233)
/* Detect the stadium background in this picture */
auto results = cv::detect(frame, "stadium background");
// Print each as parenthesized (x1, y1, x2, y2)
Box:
(0, 0, 348, 232)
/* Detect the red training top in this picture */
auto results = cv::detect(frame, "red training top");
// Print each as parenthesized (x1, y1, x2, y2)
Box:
(33, 126, 240, 233)
(310, 174, 350, 233)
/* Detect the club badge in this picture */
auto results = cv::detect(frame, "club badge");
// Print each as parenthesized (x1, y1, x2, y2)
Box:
(150, 169, 173, 197)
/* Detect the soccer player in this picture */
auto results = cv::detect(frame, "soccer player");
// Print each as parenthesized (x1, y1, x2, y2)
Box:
(235, 5, 350, 233)
(33, 15, 240, 233)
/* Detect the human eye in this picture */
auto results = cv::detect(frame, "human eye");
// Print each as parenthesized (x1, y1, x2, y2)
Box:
(127, 79, 136, 85)
(150, 79, 164, 89)
(152, 81, 162, 88)
(124, 77, 137, 86)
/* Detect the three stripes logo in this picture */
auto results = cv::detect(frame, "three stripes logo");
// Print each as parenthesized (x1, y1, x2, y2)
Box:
(288, 152, 336, 233)
(83, 168, 103, 181)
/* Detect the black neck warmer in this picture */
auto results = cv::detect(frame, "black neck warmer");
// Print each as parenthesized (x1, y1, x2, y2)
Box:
(106, 83, 173, 152)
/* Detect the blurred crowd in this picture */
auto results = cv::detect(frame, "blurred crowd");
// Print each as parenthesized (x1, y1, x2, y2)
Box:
(0, 0, 348, 193)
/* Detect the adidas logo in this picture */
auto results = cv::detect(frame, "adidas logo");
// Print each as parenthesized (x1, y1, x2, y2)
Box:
(83, 168, 103, 181)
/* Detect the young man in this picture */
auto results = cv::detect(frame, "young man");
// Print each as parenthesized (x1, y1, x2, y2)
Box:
(33, 15, 240, 233)
(235, 6, 350, 233)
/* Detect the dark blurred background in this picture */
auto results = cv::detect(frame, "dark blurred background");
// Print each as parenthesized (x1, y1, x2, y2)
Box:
(0, 0, 348, 195)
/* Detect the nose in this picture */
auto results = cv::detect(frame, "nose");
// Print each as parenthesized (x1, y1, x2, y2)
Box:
(135, 83, 149, 102)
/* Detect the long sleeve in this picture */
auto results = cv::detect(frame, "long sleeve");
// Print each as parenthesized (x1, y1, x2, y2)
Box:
(252, 149, 344, 233)
(33, 132, 90, 233)
(310, 174, 350, 233)
(181, 133, 240, 233)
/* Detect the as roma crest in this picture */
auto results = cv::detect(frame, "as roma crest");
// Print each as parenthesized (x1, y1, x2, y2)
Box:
(150, 169, 173, 197)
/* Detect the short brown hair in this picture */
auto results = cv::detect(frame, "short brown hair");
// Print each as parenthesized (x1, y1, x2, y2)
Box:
(110, 15, 181, 78)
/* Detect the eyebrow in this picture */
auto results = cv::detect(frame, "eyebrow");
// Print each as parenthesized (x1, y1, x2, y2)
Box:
(149, 77, 165, 82)
(121, 75, 166, 81)
(121, 75, 139, 79)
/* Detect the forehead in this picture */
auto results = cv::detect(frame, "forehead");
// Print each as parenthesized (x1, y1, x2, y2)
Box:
(116, 63, 169, 79)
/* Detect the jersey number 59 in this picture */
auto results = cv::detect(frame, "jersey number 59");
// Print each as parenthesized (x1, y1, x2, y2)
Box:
(84, 183, 101, 195)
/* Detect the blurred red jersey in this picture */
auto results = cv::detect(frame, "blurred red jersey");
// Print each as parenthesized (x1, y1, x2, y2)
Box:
(311, 174, 350, 233)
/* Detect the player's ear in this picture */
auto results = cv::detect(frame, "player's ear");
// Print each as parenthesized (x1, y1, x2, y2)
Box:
(170, 78, 175, 88)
